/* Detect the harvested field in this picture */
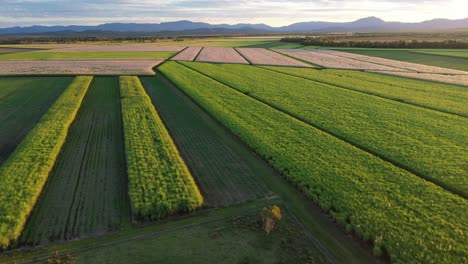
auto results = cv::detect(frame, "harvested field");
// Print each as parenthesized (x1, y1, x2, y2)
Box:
(370, 71, 468, 86)
(274, 49, 403, 71)
(236, 48, 311, 67)
(171, 47, 203, 61)
(0, 59, 164, 75)
(0, 48, 37, 54)
(320, 50, 468, 75)
(196, 47, 249, 64)
(28, 44, 184, 52)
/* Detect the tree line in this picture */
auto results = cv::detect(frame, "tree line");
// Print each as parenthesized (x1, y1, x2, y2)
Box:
(281, 37, 468, 49)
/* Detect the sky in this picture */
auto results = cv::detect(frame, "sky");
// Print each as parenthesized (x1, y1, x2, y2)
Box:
(0, 0, 467, 28)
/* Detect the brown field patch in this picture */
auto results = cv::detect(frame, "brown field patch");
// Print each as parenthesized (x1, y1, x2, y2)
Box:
(320, 50, 468, 75)
(196, 47, 249, 64)
(0, 48, 38, 54)
(236, 48, 311, 67)
(171, 47, 203, 61)
(275, 49, 405, 71)
(30, 44, 185, 52)
(370, 71, 468, 86)
(0, 59, 164, 75)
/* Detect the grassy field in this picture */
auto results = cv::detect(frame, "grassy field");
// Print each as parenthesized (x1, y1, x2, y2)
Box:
(412, 50, 468, 58)
(329, 48, 468, 71)
(0, 77, 71, 164)
(160, 61, 467, 263)
(20, 77, 130, 246)
(259, 66, 468, 117)
(140, 75, 272, 206)
(182, 62, 468, 197)
(0, 51, 176, 60)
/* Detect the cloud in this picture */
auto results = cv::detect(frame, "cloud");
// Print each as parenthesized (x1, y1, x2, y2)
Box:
(0, 0, 466, 27)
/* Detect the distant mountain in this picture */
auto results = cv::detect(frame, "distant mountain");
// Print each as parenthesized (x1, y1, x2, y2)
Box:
(1, 17, 467, 35)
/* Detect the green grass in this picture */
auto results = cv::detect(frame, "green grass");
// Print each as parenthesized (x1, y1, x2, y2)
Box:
(0, 76, 92, 249)
(160, 61, 468, 263)
(329, 48, 468, 71)
(259, 66, 468, 117)
(0, 77, 72, 164)
(0, 51, 176, 60)
(19, 77, 130, 246)
(120, 76, 203, 220)
(246, 41, 304, 49)
(140, 75, 272, 207)
(412, 50, 468, 58)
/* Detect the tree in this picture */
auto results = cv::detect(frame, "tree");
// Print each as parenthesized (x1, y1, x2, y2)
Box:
(261, 205, 282, 235)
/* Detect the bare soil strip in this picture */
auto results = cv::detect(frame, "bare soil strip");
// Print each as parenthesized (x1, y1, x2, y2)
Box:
(319, 50, 468, 75)
(236, 48, 311, 67)
(274, 49, 406, 71)
(30, 44, 185, 52)
(196, 47, 249, 64)
(171, 47, 203, 61)
(0, 59, 164, 75)
(370, 71, 468, 86)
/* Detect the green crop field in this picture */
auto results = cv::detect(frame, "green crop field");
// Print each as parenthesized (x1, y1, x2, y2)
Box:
(0, 76, 92, 249)
(120, 76, 203, 220)
(20, 77, 130, 245)
(180, 62, 468, 197)
(330, 48, 468, 71)
(412, 50, 468, 58)
(0, 51, 176, 60)
(140, 75, 272, 206)
(0, 77, 72, 164)
(160, 61, 467, 263)
(259, 66, 468, 117)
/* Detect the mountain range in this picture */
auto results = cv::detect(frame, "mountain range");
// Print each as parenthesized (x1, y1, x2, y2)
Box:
(1, 17, 467, 35)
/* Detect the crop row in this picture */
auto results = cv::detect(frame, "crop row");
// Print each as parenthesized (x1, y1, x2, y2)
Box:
(180, 62, 468, 197)
(0, 76, 93, 249)
(119, 76, 203, 220)
(159, 61, 467, 263)
(259, 66, 468, 117)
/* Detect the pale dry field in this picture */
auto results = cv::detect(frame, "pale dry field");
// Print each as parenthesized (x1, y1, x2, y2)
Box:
(236, 48, 311, 67)
(0, 59, 164, 75)
(274, 49, 405, 71)
(171, 47, 203, 61)
(32, 44, 185, 52)
(319, 50, 468, 75)
(196, 47, 249, 64)
(370, 71, 468, 86)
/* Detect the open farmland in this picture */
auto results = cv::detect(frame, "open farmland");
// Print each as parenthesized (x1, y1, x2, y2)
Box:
(236, 48, 311, 67)
(34, 44, 184, 52)
(0, 51, 176, 60)
(0, 77, 72, 164)
(0, 59, 164, 75)
(141, 75, 272, 206)
(0, 76, 92, 249)
(319, 49, 468, 74)
(370, 70, 468, 86)
(196, 47, 249, 64)
(160, 61, 468, 264)
(20, 77, 130, 245)
(275, 49, 404, 71)
(412, 50, 468, 58)
(120, 76, 203, 220)
(260, 66, 468, 116)
(170, 47, 202, 61)
(331, 48, 468, 71)
(182, 62, 468, 197)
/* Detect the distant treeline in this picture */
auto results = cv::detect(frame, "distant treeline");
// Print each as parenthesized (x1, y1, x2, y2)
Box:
(0, 35, 188, 45)
(281, 37, 468, 49)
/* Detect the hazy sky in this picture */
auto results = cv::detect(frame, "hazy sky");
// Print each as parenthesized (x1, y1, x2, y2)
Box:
(0, 0, 467, 27)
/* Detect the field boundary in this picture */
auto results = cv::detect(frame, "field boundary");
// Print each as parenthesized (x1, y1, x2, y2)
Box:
(177, 61, 465, 198)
